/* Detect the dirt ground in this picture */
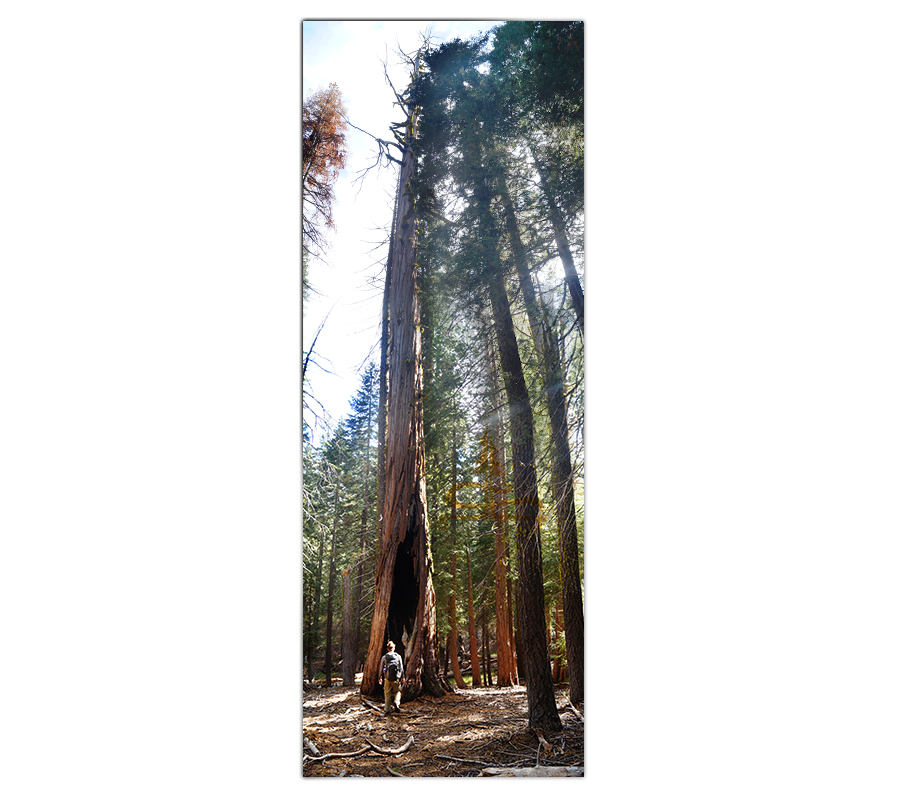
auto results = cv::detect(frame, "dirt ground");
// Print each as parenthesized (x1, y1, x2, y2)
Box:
(302, 682, 585, 777)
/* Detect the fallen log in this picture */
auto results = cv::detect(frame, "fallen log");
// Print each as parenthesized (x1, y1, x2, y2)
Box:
(480, 766, 584, 777)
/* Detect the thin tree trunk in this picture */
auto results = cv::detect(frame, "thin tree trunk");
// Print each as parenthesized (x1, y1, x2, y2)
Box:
(507, 574, 518, 684)
(555, 597, 567, 683)
(481, 607, 491, 687)
(324, 482, 339, 687)
(466, 545, 481, 687)
(498, 174, 584, 703)
(449, 436, 467, 688)
(551, 596, 560, 683)
(353, 376, 375, 674)
(442, 629, 450, 676)
(308, 521, 328, 679)
(341, 567, 354, 685)
(481, 357, 516, 687)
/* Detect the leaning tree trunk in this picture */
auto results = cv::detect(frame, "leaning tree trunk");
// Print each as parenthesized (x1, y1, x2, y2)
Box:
(498, 173, 584, 703)
(473, 158, 561, 730)
(487, 267, 561, 731)
(361, 50, 448, 701)
(530, 148, 584, 334)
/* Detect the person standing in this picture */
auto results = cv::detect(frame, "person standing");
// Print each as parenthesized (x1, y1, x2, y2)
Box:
(379, 641, 404, 715)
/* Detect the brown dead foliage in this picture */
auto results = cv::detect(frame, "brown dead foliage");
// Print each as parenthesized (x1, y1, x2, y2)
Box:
(302, 684, 584, 777)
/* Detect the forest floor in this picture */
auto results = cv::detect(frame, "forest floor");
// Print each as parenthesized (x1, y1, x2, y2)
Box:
(302, 681, 584, 777)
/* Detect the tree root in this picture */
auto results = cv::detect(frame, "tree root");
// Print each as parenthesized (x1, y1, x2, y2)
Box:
(365, 734, 414, 755)
(304, 734, 414, 764)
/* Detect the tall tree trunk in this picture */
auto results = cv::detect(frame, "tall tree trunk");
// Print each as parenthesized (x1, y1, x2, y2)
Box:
(482, 607, 492, 687)
(498, 174, 584, 703)
(361, 50, 448, 701)
(477, 164, 561, 730)
(308, 521, 328, 679)
(324, 482, 339, 687)
(353, 382, 375, 673)
(507, 574, 518, 685)
(448, 436, 467, 688)
(466, 544, 481, 687)
(481, 358, 516, 687)
(341, 567, 354, 685)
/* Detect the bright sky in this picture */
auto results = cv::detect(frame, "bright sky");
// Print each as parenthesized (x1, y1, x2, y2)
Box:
(302, 20, 502, 443)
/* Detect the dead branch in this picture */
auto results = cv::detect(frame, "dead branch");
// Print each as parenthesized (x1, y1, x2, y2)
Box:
(386, 766, 408, 777)
(364, 734, 414, 755)
(359, 693, 383, 713)
(434, 755, 490, 767)
(480, 766, 584, 777)
(563, 697, 585, 722)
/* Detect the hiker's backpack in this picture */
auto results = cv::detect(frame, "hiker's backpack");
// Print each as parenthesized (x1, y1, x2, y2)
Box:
(386, 653, 401, 682)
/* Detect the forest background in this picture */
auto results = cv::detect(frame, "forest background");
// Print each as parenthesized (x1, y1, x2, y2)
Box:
(301, 21, 587, 722)
(4, 1, 900, 803)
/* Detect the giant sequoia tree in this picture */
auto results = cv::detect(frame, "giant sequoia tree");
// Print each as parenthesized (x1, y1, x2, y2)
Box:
(361, 45, 449, 700)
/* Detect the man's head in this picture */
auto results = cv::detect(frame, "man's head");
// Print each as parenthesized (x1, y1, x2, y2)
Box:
(386, 640, 395, 652)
